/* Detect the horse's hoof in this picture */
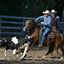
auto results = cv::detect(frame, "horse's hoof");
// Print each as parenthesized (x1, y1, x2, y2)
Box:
(60, 57, 63, 59)
(42, 56, 46, 58)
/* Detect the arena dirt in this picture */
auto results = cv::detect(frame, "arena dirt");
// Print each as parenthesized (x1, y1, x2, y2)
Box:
(0, 45, 64, 64)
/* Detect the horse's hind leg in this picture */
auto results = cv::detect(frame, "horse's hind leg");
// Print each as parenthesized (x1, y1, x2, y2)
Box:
(56, 47, 61, 55)
(59, 47, 64, 59)
(56, 47, 58, 54)
(43, 42, 55, 58)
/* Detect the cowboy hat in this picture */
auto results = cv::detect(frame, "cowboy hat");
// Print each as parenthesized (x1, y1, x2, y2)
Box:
(43, 10, 50, 14)
(51, 10, 57, 13)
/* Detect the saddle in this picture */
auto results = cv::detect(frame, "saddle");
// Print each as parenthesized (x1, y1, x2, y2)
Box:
(44, 31, 56, 46)
(42, 29, 56, 41)
(46, 31, 56, 40)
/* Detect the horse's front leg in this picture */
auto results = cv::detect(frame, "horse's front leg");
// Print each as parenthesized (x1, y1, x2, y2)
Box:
(59, 47, 64, 59)
(43, 49, 52, 58)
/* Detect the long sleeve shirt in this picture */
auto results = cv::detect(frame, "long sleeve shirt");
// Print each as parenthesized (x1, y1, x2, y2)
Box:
(50, 15, 62, 27)
(36, 15, 52, 29)
(50, 15, 62, 22)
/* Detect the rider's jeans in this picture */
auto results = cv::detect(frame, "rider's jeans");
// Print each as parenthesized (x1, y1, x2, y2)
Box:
(42, 28, 51, 44)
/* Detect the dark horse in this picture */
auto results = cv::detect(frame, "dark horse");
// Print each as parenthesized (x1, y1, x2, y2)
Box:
(23, 19, 64, 59)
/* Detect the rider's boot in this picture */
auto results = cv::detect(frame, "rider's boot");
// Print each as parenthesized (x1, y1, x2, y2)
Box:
(38, 43, 43, 47)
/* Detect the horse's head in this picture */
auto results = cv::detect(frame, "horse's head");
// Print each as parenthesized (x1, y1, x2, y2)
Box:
(51, 17, 59, 32)
(51, 17, 56, 26)
(23, 19, 36, 31)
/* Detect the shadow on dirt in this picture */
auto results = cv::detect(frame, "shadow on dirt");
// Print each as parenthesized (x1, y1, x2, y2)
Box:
(0, 60, 64, 64)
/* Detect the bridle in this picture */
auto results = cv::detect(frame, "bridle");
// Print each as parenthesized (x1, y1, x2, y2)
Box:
(26, 21, 37, 30)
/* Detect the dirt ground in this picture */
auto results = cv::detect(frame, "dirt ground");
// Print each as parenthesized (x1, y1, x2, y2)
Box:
(0, 45, 64, 64)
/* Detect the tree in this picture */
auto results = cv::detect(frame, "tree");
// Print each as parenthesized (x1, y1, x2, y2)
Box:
(0, 0, 63, 17)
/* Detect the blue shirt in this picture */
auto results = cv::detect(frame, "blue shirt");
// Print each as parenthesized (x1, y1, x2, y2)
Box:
(36, 15, 52, 29)
(50, 15, 62, 22)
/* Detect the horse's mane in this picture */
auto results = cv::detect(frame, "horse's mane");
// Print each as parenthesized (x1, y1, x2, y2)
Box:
(51, 17, 57, 26)
(29, 19, 37, 25)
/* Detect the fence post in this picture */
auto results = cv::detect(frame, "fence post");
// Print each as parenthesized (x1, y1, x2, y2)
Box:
(22, 20, 25, 35)
(0, 18, 2, 39)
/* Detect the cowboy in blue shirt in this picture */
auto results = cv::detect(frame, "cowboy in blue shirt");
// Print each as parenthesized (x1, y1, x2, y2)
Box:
(50, 10, 63, 33)
(35, 10, 52, 46)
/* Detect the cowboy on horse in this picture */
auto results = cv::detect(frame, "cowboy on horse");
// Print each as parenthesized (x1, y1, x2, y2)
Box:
(23, 10, 64, 59)
(35, 10, 52, 47)
(50, 9, 63, 34)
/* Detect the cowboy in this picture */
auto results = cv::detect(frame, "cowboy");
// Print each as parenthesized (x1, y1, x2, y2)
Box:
(50, 9, 63, 33)
(35, 10, 52, 46)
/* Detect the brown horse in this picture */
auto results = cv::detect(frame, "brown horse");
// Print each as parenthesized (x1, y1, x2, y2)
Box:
(23, 19, 39, 44)
(51, 17, 58, 32)
(51, 17, 62, 33)
(23, 19, 64, 59)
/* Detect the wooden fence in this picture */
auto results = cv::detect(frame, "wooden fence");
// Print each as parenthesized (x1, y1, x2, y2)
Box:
(0, 15, 64, 39)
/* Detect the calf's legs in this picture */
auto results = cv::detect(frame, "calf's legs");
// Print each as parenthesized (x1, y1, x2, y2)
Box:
(4, 47, 8, 56)
(13, 49, 18, 57)
(20, 45, 29, 60)
(4, 50, 7, 56)
(4, 47, 18, 57)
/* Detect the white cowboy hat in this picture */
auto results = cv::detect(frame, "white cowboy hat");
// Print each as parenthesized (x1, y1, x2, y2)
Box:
(43, 10, 50, 14)
(51, 10, 57, 13)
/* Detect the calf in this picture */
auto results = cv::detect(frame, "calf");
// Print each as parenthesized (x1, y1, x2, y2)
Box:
(0, 35, 34, 60)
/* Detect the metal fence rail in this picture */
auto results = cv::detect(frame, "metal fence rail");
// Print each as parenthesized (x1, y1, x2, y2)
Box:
(0, 15, 36, 20)
(58, 22, 64, 34)
(0, 15, 64, 39)
(0, 15, 36, 39)
(58, 22, 64, 29)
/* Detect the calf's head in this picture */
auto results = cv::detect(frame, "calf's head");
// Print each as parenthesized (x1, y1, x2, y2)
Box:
(0, 39, 8, 47)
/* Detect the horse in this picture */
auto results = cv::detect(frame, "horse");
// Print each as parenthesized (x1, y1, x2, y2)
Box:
(51, 17, 62, 33)
(51, 17, 58, 32)
(23, 19, 39, 45)
(23, 19, 64, 59)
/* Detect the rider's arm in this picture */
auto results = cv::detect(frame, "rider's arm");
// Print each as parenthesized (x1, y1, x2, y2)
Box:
(35, 19, 38, 22)
(59, 18, 62, 21)
(55, 15, 62, 22)
(35, 16, 44, 22)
